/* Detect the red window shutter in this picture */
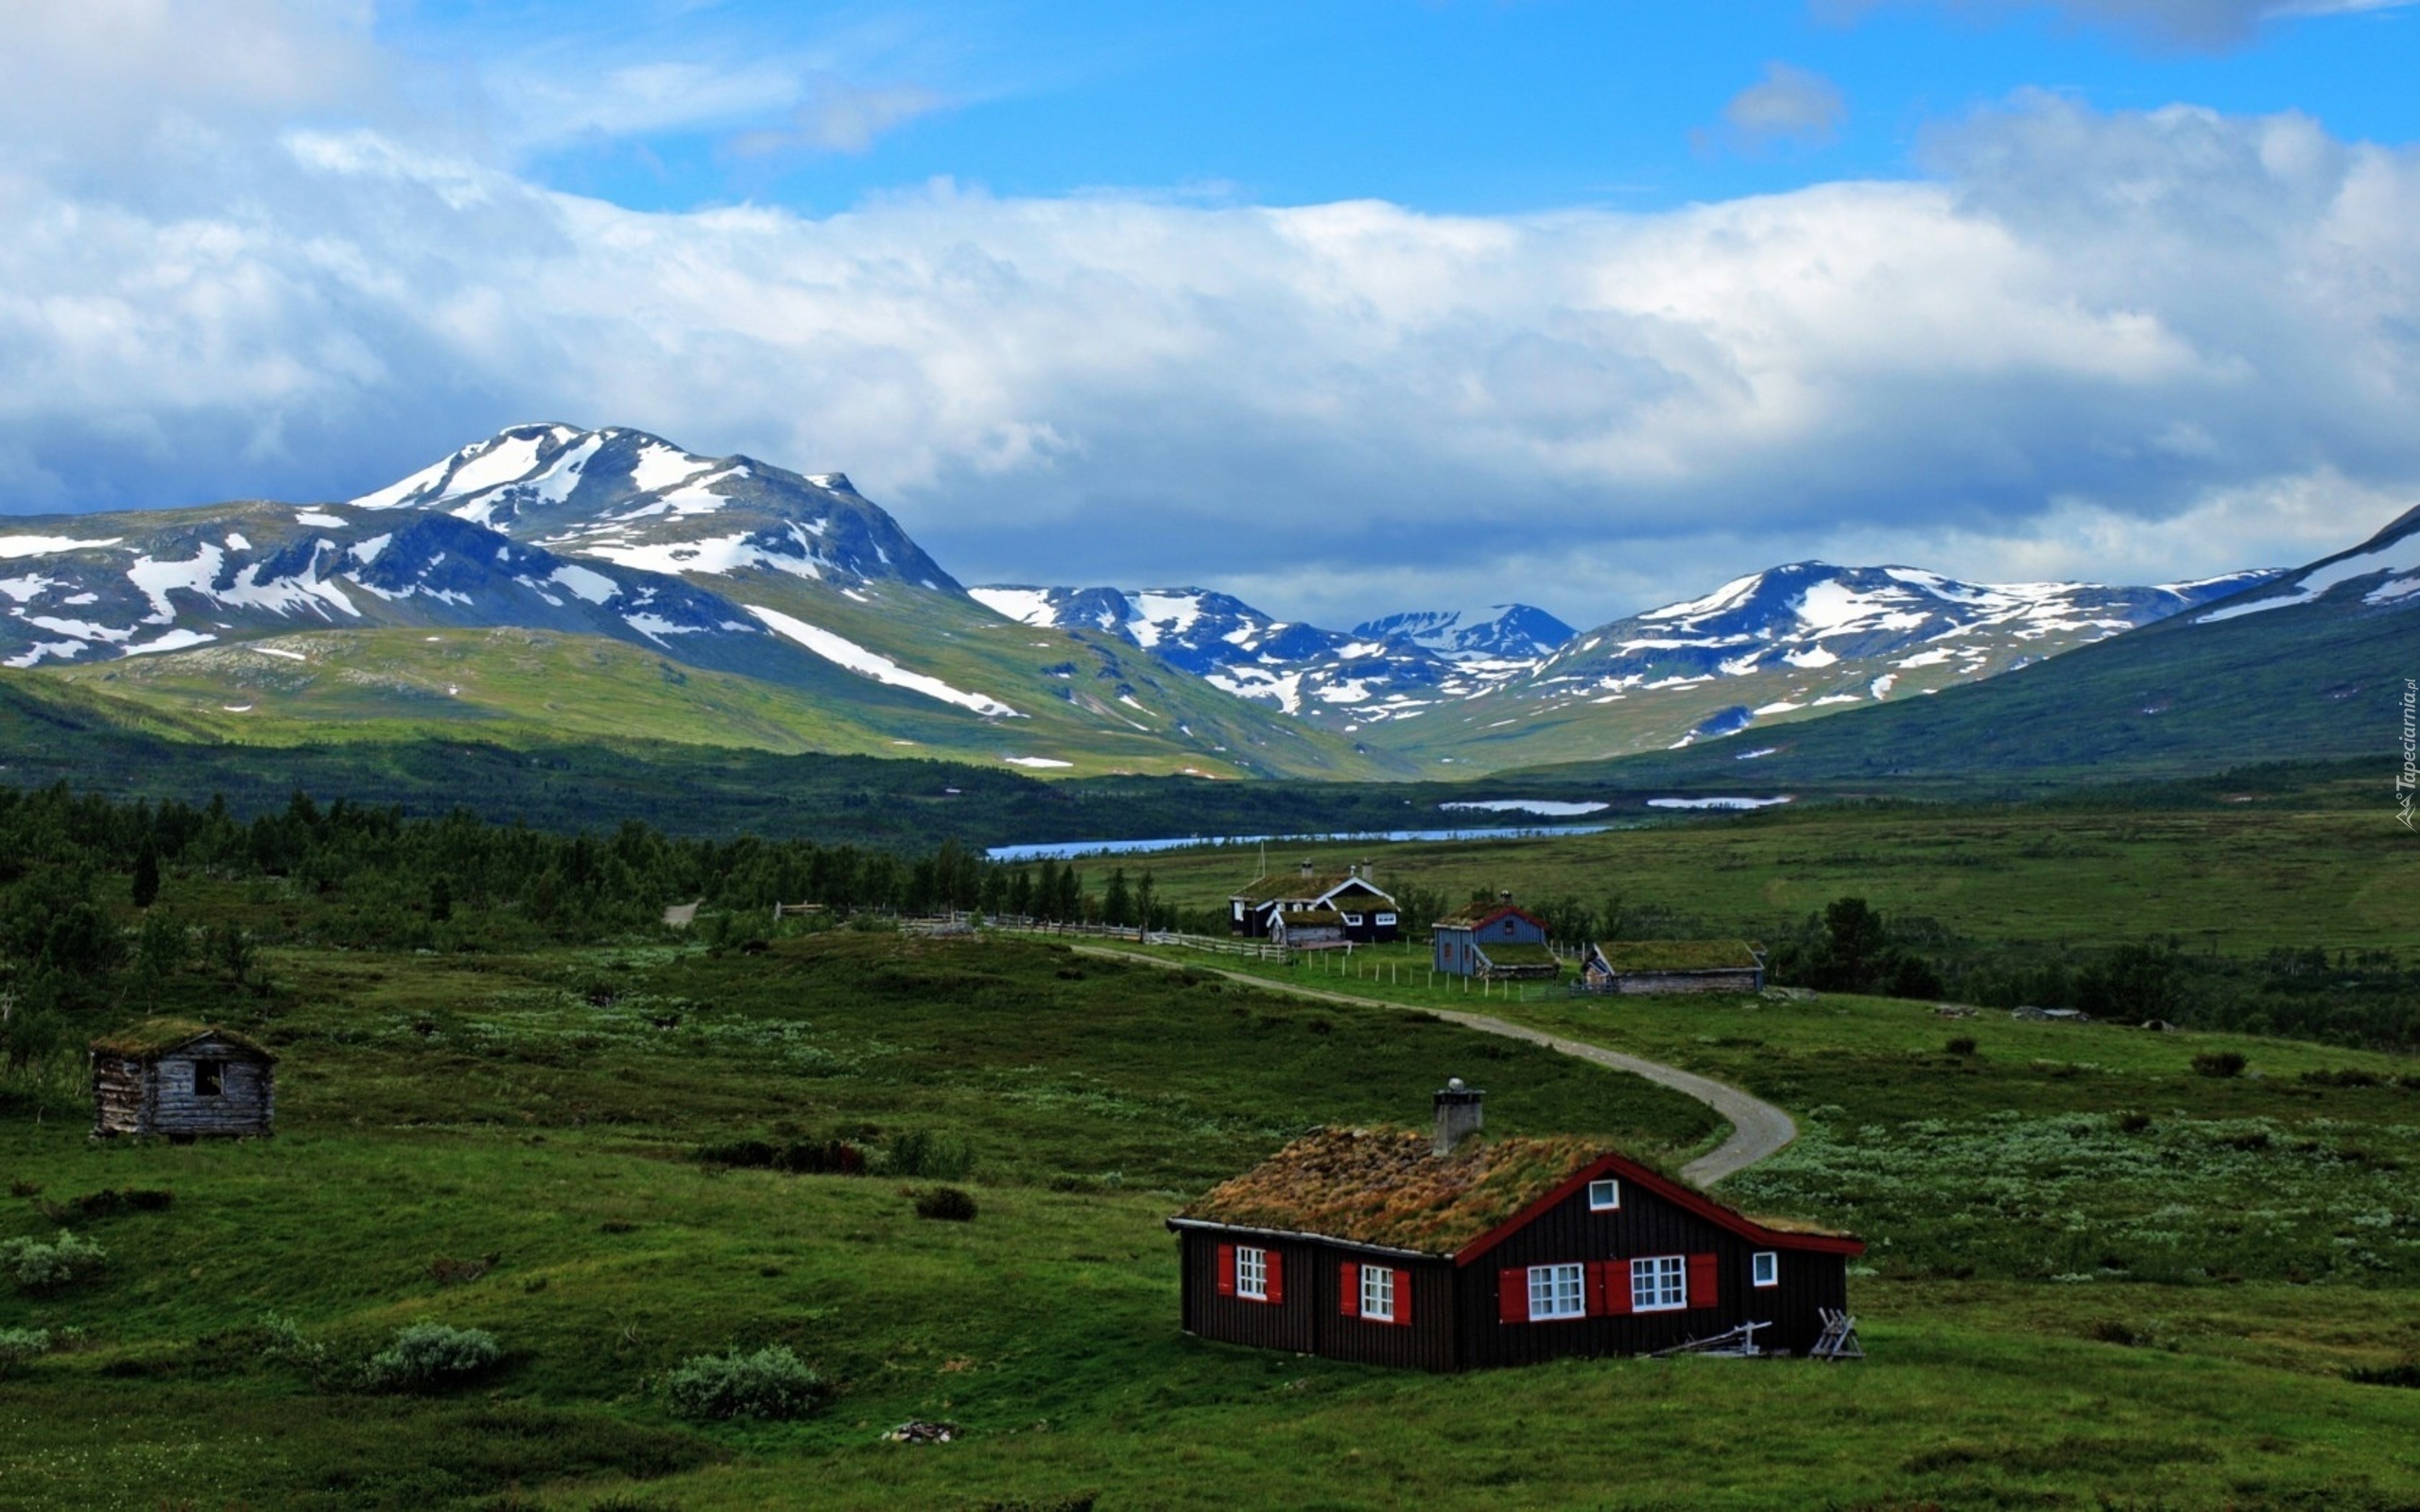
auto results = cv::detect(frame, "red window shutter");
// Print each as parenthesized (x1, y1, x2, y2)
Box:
(1393, 1268, 1413, 1328)
(1497, 1267, 1527, 1324)
(1216, 1243, 1236, 1297)
(1599, 1260, 1634, 1316)
(1687, 1252, 1719, 1308)
(1340, 1263, 1360, 1317)
(1265, 1249, 1285, 1304)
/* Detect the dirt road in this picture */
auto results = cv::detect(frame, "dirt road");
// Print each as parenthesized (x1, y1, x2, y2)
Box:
(1071, 945, 1797, 1188)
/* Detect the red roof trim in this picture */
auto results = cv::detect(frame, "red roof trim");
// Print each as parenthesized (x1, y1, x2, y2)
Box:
(1452, 1153, 1865, 1266)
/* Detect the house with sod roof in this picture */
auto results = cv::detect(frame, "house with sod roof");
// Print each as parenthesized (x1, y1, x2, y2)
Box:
(1229, 861, 1398, 945)
(90, 1020, 276, 1141)
(1579, 940, 1767, 995)
(1432, 895, 1562, 980)
(1168, 1083, 1861, 1370)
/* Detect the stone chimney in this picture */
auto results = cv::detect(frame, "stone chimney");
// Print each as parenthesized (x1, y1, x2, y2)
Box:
(1361, 859, 1374, 885)
(1298, 859, 1316, 881)
(1498, 889, 1512, 905)
(1433, 1078, 1484, 1157)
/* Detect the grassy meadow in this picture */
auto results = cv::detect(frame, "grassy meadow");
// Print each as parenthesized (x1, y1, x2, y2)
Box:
(3, 792, 2419, 1508)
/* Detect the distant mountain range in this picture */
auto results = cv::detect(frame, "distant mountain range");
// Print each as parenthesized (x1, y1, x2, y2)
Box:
(966, 587, 1574, 719)
(0, 421, 2354, 783)
(1521, 503, 2420, 798)
(972, 562, 2276, 769)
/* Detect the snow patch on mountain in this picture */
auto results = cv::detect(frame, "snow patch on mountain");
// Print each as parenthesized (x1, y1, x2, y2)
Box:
(745, 604, 1020, 718)
(2196, 526, 2420, 623)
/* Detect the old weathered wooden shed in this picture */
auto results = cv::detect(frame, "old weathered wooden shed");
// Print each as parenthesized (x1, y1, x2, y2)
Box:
(1168, 1085, 1859, 1371)
(1578, 940, 1765, 995)
(91, 1020, 276, 1141)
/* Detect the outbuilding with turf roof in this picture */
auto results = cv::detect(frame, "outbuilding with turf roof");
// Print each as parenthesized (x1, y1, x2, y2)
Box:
(1168, 1083, 1859, 1370)
(1579, 939, 1765, 995)
(91, 1019, 276, 1141)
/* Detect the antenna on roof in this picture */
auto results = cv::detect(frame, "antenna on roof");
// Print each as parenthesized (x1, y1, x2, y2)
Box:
(1257, 840, 1268, 881)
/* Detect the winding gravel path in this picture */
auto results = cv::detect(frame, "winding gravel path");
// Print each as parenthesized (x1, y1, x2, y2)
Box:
(1070, 945, 1797, 1188)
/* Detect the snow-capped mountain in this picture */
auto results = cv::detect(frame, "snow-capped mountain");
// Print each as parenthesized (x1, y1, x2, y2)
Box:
(2191, 502, 2420, 624)
(1350, 605, 1576, 662)
(348, 423, 959, 593)
(0, 425, 1409, 780)
(1391, 560, 2280, 766)
(0, 424, 956, 680)
(967, 585, 1575, 723)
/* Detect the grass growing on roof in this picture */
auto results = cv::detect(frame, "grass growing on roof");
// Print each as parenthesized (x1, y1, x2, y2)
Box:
(1179, 1128, 1611, 1253)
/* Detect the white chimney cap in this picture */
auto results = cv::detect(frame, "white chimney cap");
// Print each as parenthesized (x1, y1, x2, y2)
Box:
(1446, 1076, 1465, 1091)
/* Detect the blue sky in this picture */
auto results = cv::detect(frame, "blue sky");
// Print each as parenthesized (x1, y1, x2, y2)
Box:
(2, 0, 2417, 626)
(385, 1, 2416, 215)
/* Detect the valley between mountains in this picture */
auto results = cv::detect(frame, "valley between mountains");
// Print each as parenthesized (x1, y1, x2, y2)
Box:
(3, 421, 2405, 786)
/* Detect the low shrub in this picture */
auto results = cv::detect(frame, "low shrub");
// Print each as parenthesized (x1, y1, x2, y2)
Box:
(255, 1313, 331, 1371)
(883, 1129, 973, 1179)
(3, 1230, 106, 1292)
(7, 1179, 39, 1198)
(0, 1327, 50, 1376)
(665, 1345, 826, 1421)
(2346, 1362, 2420, 1388)
(2192, 1051, 2247, 1078)
(914, 1186, 978, 1222)
(2115, 1110, 2153, 1133)
(41, 1188, 174, 1223)
(696, 1138, 866, 1176)
(1945, 1037, 1978, 1057)
(361, 1322, 504, 1392)
(2300, 1067, 2383, 1089)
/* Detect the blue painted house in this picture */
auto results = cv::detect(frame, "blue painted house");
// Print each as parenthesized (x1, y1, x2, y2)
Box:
(1432, 897, 1561, 980)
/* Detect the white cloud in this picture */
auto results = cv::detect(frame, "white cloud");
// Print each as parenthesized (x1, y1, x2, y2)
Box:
(0, 9, 2416, 628)
(1831, 0, 2416, 50)
(729, 77, 949, 157)
(1720, 62, 1848, 150)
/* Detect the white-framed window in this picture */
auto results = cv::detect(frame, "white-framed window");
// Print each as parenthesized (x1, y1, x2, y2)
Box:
(1587, 1178, 1621, 1211)
(1232, 900, 1245, 921)
(1752, 1251, 1779, 1288)
(1360, 1264, 1395, 1321)
(1632, 1255, 1686, 1312)
(1342, 913, 1363, 926)
(1375, 912, 1396, 926)
(1529, 1263, 1586, 1320)
(1236, 1246, 1269, 1300)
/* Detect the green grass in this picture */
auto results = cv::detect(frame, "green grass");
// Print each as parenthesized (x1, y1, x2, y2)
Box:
(1132, 799, 2420, 953)
(5, 798, 2420, 1507)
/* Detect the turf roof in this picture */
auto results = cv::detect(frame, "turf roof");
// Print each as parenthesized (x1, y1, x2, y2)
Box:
(1233, 872, 1391, 903)
(1178, 1127, 1607, 1255)
(1475, 943, 1564, 969)
(88, 1019, 273, 1059)
(1592, 940, 1762, 971)
(1434, 902, 1545, 931)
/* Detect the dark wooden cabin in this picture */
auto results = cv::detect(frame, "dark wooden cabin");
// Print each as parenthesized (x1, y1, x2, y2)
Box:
(91, 1020, 276, 1141)
(1578, 940, 1766, 995)
(1432, 897, 1560, 980)
(1168, 1085, 1859, 1371)
(1229, 861, 1398, 944)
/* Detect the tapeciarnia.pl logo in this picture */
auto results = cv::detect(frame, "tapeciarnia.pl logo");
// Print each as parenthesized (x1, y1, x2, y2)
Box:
(2401, 678, 2417, 831)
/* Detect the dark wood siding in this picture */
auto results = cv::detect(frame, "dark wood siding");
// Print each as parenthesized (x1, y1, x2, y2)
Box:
(1311, 1249, 1458, 1372)
(1178, 1230, 1316, 1354)
(1457, 1179, 1847, 1366)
